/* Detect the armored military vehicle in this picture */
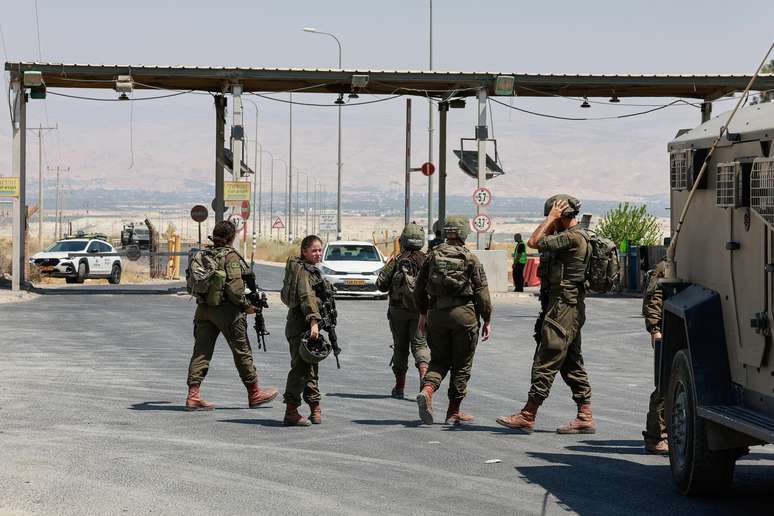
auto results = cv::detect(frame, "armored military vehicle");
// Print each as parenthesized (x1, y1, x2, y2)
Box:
(660, 100, 774, 494)
(120, 222, 150, 250)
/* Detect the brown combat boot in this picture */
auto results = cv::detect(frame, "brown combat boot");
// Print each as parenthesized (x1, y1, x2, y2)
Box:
(309, 402, 322, 425)
(418, 362, 429, 384)
(495, 400, 539, 432)
(417, 384, 435, 425)
(445, 397, 474, 425)
(557, 403, 597, 434)
(283, 404, 312, 427)
(185, 384, 215, 411)
(391, 371, 406, 399)
(246, 381, 279, 408)
(645, 440, 669, 456)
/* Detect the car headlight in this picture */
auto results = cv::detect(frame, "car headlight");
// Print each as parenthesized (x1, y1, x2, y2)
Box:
(320, 266, 336, 275)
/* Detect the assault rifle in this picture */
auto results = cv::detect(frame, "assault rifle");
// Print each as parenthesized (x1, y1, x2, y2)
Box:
(317, 286, 342, 369)
(241, 258, 270, 352)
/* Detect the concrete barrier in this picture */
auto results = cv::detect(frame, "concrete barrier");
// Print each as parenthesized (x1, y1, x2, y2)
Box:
(472, 249, 509, 292)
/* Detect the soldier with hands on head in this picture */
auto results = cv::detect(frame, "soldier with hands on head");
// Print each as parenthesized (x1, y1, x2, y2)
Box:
(496, 195, 596, 433)
(376, 223, 431, 398)
(280, 235, 335, 427)
(414, 216, 493, 425)
(185, 220, 279, 411)
(642, 260, 668, 455)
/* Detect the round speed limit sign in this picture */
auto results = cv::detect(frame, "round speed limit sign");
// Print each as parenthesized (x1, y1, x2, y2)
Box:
(471, 214, 493, 233)
(228, 214, 245, 231)
(472, 187, 493, 207)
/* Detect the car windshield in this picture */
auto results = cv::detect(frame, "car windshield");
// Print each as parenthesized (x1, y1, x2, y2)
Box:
(324, 245, 381, 262)
(46, 241, 87, 252)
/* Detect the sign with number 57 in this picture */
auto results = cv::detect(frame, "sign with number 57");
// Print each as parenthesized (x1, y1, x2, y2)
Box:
(471, 214, 493, 233)
(472, 187, 492, 207)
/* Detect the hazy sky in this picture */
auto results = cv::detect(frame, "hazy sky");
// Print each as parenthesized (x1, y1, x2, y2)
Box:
(1, 0, 773, 202)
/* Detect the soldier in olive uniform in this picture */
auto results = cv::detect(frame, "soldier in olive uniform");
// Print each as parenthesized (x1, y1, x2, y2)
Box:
(376, 223, 431, 398)
(186, 220, 279, 410)
(496, 195, 596, 433)
(642, 260, 668, 455)
(281, 235, 331, 426)
(414, 216, 493, 425)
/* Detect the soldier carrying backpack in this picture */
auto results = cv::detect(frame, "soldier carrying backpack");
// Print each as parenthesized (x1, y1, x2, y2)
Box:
(414, 216, 493, 426)
(183, 220, 278, 411)
(376, 222, 431, 399)
(497, 194, 599, 434)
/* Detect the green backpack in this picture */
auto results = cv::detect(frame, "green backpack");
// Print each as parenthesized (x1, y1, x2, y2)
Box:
(426, 244, 473, 298)
(186, 247, 231, 306)
(582, 231, 620, 293)
(390, 256, 421, 310)
(280, 256, 304, 308)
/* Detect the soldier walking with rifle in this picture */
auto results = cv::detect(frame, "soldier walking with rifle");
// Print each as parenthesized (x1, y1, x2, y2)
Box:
(280, 235, 341, 427)
(183, 220, 279, 410)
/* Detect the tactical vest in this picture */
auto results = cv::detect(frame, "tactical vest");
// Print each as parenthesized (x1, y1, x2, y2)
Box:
(389, 251, 423, 311)
(538, 227, 588, 287)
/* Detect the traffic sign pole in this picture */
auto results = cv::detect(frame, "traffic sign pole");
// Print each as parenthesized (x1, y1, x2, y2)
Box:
(476, 88, 488, 250)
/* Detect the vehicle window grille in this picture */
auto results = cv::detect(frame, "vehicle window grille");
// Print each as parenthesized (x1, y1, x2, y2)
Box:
(670, 150, 690, 190)
(716, 162, 741, 208)
(751, 158, 774, 225)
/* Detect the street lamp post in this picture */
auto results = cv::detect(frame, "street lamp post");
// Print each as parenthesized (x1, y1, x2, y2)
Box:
(274, 157, 288, 241)
(245, 99, 261, 240)
(303, 27, 343, 240)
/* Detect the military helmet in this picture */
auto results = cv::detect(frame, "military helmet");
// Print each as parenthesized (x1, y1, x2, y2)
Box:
(399, 222, 425, 251)
(299, 331, 332, 364)
(443, 215, 471, 242)
(543, 194, 581, 218)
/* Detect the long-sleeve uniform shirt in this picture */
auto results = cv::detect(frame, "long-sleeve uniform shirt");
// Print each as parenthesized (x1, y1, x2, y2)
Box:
(642, 261, 666, 334)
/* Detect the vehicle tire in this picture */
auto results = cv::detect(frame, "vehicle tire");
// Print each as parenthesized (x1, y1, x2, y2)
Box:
(76, 262, 88, 284)
(108, 263, 122, 285)
(666, 349, 736, 495)
(65, 277, 77, 284)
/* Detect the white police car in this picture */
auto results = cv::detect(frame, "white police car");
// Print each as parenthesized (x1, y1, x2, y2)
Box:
(29, 236, 123, 284)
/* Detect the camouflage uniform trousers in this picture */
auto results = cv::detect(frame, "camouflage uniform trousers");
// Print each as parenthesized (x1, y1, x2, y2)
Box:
(282, 332, 321, 406)
(528, 296, 592, 406)
(388, 306, 431, 374)
(187, 303, 257, 386)
(423, 303, 479, 400)
(643, 388, 667, 443)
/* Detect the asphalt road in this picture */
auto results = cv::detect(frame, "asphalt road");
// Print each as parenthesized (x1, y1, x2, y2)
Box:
(1, 290, 773, 515)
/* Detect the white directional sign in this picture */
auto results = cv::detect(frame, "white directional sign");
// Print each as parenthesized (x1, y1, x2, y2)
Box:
(472, 187, 493, 207)
(228, 214, 245, 231)
(319, 213, 337, 232)
(471, 214, 493, 233)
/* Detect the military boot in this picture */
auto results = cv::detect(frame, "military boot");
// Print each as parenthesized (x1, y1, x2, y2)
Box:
(309, 402, 322, 425)
(557, 403, 597, 434)
(185, 384, 215, 411)
(645, 440, 669, 456)
(418, 362, 429, 383)
(445, 397, 474, 425)
(417, 384, 435, 425)
(391, 371, 406, 399)
(495, 400, 539, 432)
(283, 404, 312, 427)
(246, 382, 279, 408)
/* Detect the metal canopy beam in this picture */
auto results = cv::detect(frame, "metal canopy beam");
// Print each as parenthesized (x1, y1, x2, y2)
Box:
(5, 62, 774, 99)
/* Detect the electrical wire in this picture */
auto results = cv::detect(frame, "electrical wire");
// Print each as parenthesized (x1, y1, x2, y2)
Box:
(248, 91, 401, 107)
(489, 97, 689, 121)
(47, 89, 194, 101)
(515, 84, 702, 108)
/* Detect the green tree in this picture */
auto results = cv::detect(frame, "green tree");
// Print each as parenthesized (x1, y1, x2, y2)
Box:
(596, 202, 662, 246)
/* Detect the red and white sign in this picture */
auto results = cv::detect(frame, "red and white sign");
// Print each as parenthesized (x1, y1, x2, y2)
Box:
(228, 214, 245, 231)
(471, 214, 493, 233)
(420, 162, 435, 177)
(241, 200, 250, 220)
(472, 187, 493, 207)
(190, 204, 208, 223)
(272, 216, 285, 230)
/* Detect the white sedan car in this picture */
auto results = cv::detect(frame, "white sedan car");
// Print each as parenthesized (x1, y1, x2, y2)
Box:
(319, 241, 386, 298)
(29, 238, 123, 284)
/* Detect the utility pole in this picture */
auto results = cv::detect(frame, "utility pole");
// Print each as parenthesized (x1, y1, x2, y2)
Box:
(27, 123, 57, 248)
(306, 175, 310, 235)
(427, 0, 434, 241)
(476, 88, 488, 251)
(47, 165, 69, 239)
(288, 92, 293, 242)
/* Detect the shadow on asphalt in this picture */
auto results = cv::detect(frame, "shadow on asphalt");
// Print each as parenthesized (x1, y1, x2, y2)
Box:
(351, 419, 423, 428)
(326, 392, 395, 400)
(515, 451, 774, 516)
(441, 423, 555, 434)
(564, 439, 648, 456)
(128, 401, 262, 411)
(218, 418, 286, 427)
